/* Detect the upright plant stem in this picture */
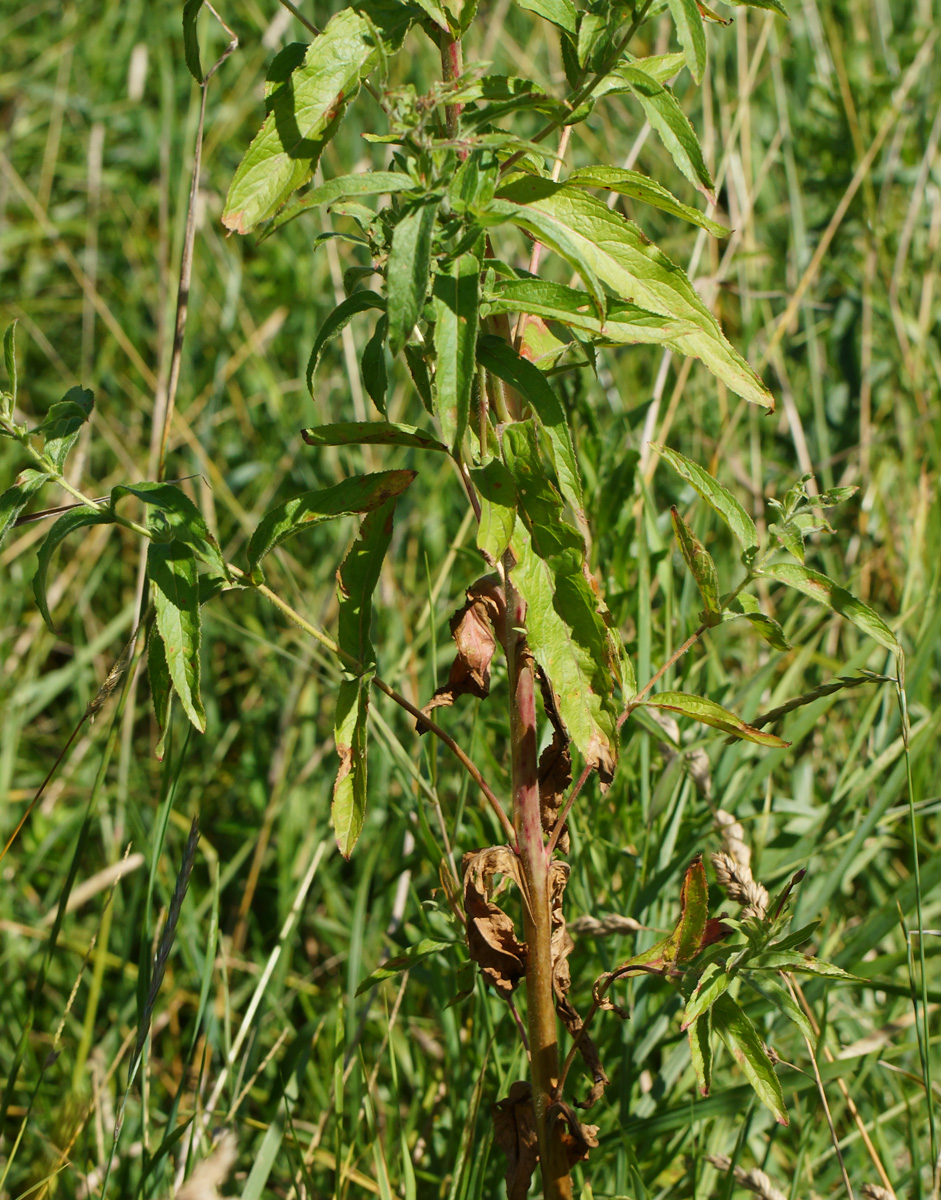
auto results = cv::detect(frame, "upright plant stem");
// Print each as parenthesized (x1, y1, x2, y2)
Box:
(503, 562, 573, 1200)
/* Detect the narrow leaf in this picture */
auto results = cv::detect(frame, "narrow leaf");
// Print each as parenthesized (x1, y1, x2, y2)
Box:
(654, 444, 759, 562)
(711, 993, 789, 1124)
(743, 972, 815, 1042)
(671, 506, 720, 616)
(111, 482, 228, 577)
(470, 459, 517, 565)
(617, 66, 715, 200)
(724, 593, 791, 651)
(149, 540, 205, 732)
(3, 320, 17, 405)
(750, 953, 862, 980)
(643, 692, 789, 747)
(333, 676, 370, 858)
(361, 315, 389, 414)
(33, 508, 113, 629)
(683, 962, 733, 1027)
(667, 855, 709, 964)
(38, 387, 94, 472)
(302, 422, 446, 452)
(514, 0, 577, 33)
(667, 0, 706, 82)
(761, 562, 900, 653)
(356, 938, 454, 994)
(148, 623, 174, 760)
(0, 469, 50, 548)
(306, 292, 386, 394)
(246, 470, 416, 583)
(182, 0, 204, 82)
(567, 165, 729, 236)
(687, 1011, 713, 1095)
(432, 254, 480, 452)
(266, 171, 414, 235)
(387, 198, 441, 355)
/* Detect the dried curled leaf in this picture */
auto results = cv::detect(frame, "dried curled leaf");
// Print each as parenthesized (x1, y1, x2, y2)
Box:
(538, 668, 573, 853)
(552, 1099, 600, 1165)
(492, 1082, 539, 1200)
(419, 575, 506, 726)
(462, 847, 528, 995)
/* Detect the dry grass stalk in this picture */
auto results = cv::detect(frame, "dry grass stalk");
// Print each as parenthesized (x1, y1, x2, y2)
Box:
(569, 914, 644, 937)
(860, 1185, 895, 1200)
(712, 811, 769, 920)
(707, 1154, 788, 1200)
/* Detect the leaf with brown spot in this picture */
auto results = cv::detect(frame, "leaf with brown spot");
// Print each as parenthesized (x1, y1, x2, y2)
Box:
(537, 668, 573, 852)
(462, 847, 527, 995)
(418, 576, 506, 727)
(492, 1082, 539, 1200)
(552, 1101, 600, 1165)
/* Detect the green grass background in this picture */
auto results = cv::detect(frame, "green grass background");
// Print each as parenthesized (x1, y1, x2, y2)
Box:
(1, 0, 939, 1196)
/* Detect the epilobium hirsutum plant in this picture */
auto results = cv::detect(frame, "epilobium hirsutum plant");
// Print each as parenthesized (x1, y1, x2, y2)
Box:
(0, 0, 904, 1193)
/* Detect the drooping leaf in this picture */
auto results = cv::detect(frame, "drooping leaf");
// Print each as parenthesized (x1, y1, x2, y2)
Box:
(361, 315, 389, 414)
(514, 0, 577, 32)
(711, 993, 789, 1124)
(470, 459, 517, 564)
(404, 343, 435, 413)
(768, 520, 805, 562)
(463, 846, 527, 994)
(749, 953, 862, 980)
(671, 506, 720, 618)
(490, 180, 773, 408)
(683, 961, 734, 1027)
(567, 165, 729, 236)
(687, 1010, 712, 1095)
(247, 470, 415, 584)
(111, 482, 228, 578)
(301, 422, 446, 452)
(477, 335, 585, 527)
(654, 444, 760, 563)
(222, 9, 407, 233)
(265, 171, 415, 235)
(0, 469, 50, 548)
(760, 562, 900, 654)
(356, 938, 455, 995)
(387, 197, 441, 355)
(643, 692, 789, 747)
(3, 319, 17, 406)
(667, 0, 706, 82)
(724, 593, 791, 651)
(38, 387, 94, 472)
(432, 254, 480, 452)
(669, 855, 709, 964)
(32, 507, 113, 628)
(182, 0, 205, 82)
(743, 972, 815, 1042)
(147, 622, 174, 760)
(420, 575, 505, 721)
(333, 675, 370, 858)
(306, 292, 386, 394)
(148, 540, 205, 733)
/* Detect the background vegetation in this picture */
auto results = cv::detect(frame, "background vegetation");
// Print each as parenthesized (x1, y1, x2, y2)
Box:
(1, 0, 939, 1196)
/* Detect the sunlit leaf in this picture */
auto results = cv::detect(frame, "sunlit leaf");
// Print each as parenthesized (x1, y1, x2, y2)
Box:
(711, 993, 789, 1124)
(667, 0, 706, 82)
(567, 165, 729, 235)
(356, 938, 455, 994)
(111, 482, 228, 577)
(687, 1011, 712, 1095)
(265, 171, 415, 236)
(33, 507, 113, 629)
(761, 562, 900, 653)
(432, 253, 480, 452)
(302, 422, 446, 452)
(671, 506, 720, 617)
(514, 0, 577, 32)
(0, 469, 50, 548)
(149, 540, 205, 733)
(653, 444, 760, 562)
(37, 387, 94, 472)
(471, 459, 517, 564)
(306, 292, 386, 394)
(387, 197, 441, 355)
(3, 320, 17, 406)
(643, 692, 789, 747)
(148, 623, 174, 760)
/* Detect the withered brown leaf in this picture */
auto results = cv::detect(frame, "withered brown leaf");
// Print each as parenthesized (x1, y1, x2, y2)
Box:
(419, 576, 506, 727)
(463, 847, 528, 995)
(492, 1082, 539, 1200)
(537, 668, 573, 854)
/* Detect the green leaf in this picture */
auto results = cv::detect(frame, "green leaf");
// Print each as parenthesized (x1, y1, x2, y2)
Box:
(0, 469, 50, 548)
(654, 445, 760, 563)
(477, 335, 585, 527)
(182, 0, 204, 82)
(622, 51, 687, 84)
(711, 993, 789, 1124)
(387, 197, 441, 355)
(750, 953, 862, 980)
(490, 181, 773, 408)
(726, 0, 787, 14)
(111, 482, 228, 578)
(509, 517, 620, 783)
(265, 171, 415, 236)
(404, 344, 434, 413)
(356, 937, 455, 994)
(683, 961, 733, 1027)
(432, 254, 480, 452)
(306, 292, 386, 395)
(671, 506, 720, 617)
(768, 520, 804, 562)
(361, 315, 389, 414)
(667, 0, 706, 82)
(246, 470, 416, 584)
(514, 0, 576, 33)
(502, 421, 581, 559)
(149, 540, 205, 733)
(333, 675, 370, 858)
(148, 623, 174, 761)
(743, 972, 815, 1042)
(222, 10, 392, 233)
(643, 692, 789, 747)
(724, 593, 791, 651)
(669, 855, 708, 963)
(3, 319, 17, 407)
(470, 459, 517, 565)
(567, 165, 729, 236)
(302, 422, 446, 452)
(33, 507, 114, 629)
(760, 562, 900, 654)
(687, 1010, 713, 1095)
(38, 387, 94, 472)
(614, 66, 715, 201)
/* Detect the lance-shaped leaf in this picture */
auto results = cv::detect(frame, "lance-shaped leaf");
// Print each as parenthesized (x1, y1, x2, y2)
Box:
(33, 507, 114, 628)
(515, 0, 577, 33)
(743, 972, 815, 1042)
(667, 0, 706, 82)
(149, 540, 205, 733)
(478, 336, 585, 528)
(567, 165, 729, 236)
(182, 0, 205, 82)
(3, 319, 18, 407)
(432, 254, 480, 452)
(723, 593, 791, 651)
(355, 937, 455, 995)
(361, 315, 388, 414)
(748, 952, 862, 979)
(687, 1010, 713, 1095)
(111, 482, 228, 577)
(302, 421, 446, 452)
(148, 622, 174, 760)
(265, 170, 415, 236)
(654, 444, 760, 563)
(222, 9, 405, 233)
(37, 387, 94, 472)
(247, 470, 415, 584)
(671, 506, 720, 619)
(760, 562, 900, 654)
(711, 993, 789, 1124)
(333, 675, 370, 858)
(490, 180, 773, 409)
(387, 197, 441, 355)
(0, 469, 50, 548)
(306, 292, 386, 394)
(643, 692, 788, 747)
(470, 459, 517, 564)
